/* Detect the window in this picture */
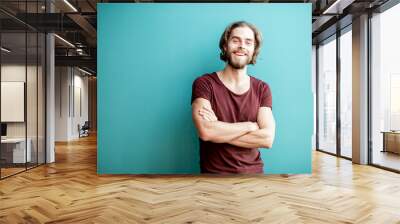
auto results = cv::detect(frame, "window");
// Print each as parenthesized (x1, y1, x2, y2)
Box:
(371, 2, 400, 171)
(339, 28, 352, 158)
(318, 36, 337, 154)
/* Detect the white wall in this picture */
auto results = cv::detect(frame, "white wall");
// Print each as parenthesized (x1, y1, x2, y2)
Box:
(70, 71, 89, 138)
(55, 66, 70, 141)
(1, 64, 42, 137)
(55, 66, 89, 141)
(1, 65, 26, 139)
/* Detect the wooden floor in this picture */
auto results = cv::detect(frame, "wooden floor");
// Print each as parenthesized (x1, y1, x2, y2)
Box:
(1, 134, 400, 223)
(0, 167, 26, 178)
(1, 163, 46, 178)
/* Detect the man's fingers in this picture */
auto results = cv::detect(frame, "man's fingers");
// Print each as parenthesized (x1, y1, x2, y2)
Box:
(198, 109, 210, 118)
(201, 107, 217, 117)
(202, 106, 215, 113)
(199, 110, 213, 120)
(202, 107, 214, 113)
(199, 107, 218, 122)
(199, 109, 215, 118)
(199, 109, 217, 121)
(204, 115, 213, 121)
(200, 112, 213, 121)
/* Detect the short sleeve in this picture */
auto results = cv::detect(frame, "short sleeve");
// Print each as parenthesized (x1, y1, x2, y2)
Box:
(260, 82, 272, 109)
(191, 77, 212, 104)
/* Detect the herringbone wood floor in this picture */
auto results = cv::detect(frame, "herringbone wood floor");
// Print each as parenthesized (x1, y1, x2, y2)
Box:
(1, 134, 400, 224)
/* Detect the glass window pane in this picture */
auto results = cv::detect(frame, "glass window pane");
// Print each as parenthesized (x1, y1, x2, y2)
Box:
(27, 31, 38, 169)
(0, 1, 46, 179)
(1, 31, 27, 178)
(371, 3, 400, 171)
(318, 37, 337, 154)
(340, 29, 352, 158)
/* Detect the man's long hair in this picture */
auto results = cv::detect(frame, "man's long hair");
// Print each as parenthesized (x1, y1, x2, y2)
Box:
(219, 21, 263, 65)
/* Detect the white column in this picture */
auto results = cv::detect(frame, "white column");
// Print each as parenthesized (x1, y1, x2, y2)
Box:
(352, 14, 369, 164)
(46, 33, 55, 163)
(46, 1, 55, 163)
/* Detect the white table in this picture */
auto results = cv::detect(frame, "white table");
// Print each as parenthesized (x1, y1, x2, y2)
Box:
(1, 138, 32, 163)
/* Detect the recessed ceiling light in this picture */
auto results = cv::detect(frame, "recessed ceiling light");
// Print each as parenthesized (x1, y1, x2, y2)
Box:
(63, 0, 78, 12)
(322, 0, 354, 15)
(54, 34, 75, 48)
(78, 67, 93, 76)
(1, 47, 11, 53)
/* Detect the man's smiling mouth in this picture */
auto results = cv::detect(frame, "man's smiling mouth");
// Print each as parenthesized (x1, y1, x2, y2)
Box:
(234, 52, 246, 56)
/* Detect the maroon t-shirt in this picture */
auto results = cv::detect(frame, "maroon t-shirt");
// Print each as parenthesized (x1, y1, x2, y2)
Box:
(191, 72, 272, 174)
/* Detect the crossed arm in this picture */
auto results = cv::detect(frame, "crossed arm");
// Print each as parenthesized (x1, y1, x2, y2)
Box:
(191, 98, 275, 149)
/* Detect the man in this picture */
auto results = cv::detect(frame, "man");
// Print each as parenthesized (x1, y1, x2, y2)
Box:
(191, 21, 276, 174)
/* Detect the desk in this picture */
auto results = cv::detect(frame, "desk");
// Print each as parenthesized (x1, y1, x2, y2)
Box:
(1, 138, 32, 163)
(381, 131, 400, 154)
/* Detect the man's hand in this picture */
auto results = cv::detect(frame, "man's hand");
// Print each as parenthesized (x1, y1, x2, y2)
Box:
(198, 106, 218, 122)
(228, 107, 275, 149)
(248, 122, 259, 132)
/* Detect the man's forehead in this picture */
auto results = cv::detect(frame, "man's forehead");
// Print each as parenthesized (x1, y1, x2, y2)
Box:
(230, 26, 255, 39)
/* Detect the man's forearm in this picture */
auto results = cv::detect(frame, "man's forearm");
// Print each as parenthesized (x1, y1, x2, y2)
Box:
(228, 128, 274, 149)
(201, 120, 256, 143)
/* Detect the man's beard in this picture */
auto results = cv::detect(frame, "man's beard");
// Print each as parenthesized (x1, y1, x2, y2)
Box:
(226, 51, 252, 69)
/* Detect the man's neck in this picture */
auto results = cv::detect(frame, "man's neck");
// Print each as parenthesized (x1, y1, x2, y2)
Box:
(220, 65, 248, 84)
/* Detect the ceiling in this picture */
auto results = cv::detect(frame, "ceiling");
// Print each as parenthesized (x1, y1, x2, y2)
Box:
(0, 0, 392, 75)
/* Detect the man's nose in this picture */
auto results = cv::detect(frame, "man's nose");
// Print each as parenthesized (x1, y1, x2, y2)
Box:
(238, 41, 245, 47)
(238, 40, 247, 49)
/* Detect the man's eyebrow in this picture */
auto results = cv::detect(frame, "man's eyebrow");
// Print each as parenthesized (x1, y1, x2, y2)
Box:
(230, 36, 254, 41)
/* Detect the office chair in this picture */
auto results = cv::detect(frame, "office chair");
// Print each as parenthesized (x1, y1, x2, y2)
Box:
(79, 121, 90, 138)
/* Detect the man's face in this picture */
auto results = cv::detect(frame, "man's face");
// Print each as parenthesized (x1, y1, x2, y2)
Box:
(224, 26, 256, 69)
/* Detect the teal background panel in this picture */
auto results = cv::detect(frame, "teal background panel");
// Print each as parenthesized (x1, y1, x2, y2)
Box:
(98, 3, 312, 174)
